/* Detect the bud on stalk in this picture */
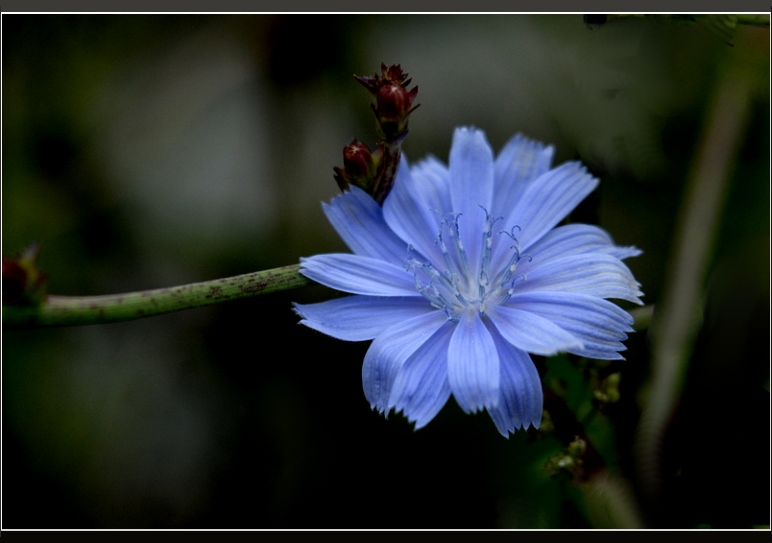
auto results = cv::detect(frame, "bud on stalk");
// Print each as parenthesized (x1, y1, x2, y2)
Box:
(356, 63, 419, 145)
(333, 63, 419, 205)
(2, 242, 47, 306)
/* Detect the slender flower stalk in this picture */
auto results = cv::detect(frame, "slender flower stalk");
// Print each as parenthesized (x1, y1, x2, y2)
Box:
(2, 264, 311, 329)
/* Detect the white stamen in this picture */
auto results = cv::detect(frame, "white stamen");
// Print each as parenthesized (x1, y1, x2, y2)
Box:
(406, 209, 530, 320)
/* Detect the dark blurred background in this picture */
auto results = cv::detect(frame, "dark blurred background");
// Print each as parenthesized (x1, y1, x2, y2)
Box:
(2, 14, 769, 528)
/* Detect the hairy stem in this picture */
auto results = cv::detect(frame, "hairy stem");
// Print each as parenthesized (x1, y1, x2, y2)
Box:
(3, 264, 313, 329)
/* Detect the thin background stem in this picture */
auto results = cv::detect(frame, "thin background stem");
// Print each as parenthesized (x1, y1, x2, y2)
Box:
(632, 49, 754, 503)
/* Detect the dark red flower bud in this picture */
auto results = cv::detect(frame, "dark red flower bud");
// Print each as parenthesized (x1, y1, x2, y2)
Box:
(334, 140, 382, 193)
(375, 84, 419, 142)
(2, 242, 47, 306)
(354, 63, 420, 145)
(3, 259, 28, 303)
(376, 85, 406, 119)
(382, 64, 411, 86)
(355, 63, 412, 92)
(342, 140, 375, 179)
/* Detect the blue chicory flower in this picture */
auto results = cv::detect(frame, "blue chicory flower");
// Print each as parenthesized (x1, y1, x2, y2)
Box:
(295, 127, 642, 436)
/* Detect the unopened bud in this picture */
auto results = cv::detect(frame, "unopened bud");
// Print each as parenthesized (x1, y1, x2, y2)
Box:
(354, 62, 412, 95)
(375, 84, 418, 142)
(334, 140, 381, 193)
(3, 259, 28, 302)
(343, 140, 376, 179)
(2, 242, 47, 306)
(355, 63, 419, 145)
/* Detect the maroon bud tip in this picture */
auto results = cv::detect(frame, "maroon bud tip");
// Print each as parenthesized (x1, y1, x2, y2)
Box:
(3, 258, 28, 286)
(381, 64, 409, 86)
(376, 85, 413, 119)
(2, 243, 47, 306)
(334, 140, 381, 194)
(342, 140, 375, 178)
(354, 63, 414, 96)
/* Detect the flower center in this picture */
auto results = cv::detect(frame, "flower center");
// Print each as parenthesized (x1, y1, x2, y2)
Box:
(405, 208, 528, 321)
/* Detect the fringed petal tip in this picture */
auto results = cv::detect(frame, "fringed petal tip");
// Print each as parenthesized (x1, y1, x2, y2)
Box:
(494, 416, 542, 439)
(370, 406, 439, 433)
(371, 405, 442, 433)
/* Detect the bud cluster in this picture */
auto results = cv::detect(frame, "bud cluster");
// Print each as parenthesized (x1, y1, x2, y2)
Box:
(333, 63, 419, 205)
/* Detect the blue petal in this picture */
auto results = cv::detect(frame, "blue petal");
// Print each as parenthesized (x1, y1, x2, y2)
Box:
(300, 254, 420, 297)
(495, 161, 599, 262)
(448, 127, 495, 270)
(362, 310, 450, 412)
(447, 312, 500, 413)
(383, 155, 448, 266)
(294, 295, 434, 342)
(610, 246, 643, 261)
(508, 291, 634, 360)
(388, 320, 455, 428)
(411, 155, 451, 192)
(323, 186, 409, 262)
(492, 133, 555, 221)
(519, 223, 642, 270)
(487, 328, 543, 436)
(486, 303, 583, 356)
(515, 253, 643, 304)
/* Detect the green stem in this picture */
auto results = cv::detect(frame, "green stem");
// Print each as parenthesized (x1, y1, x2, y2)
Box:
(3, 264, 313, 329)
(578, 472, 645, 529)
